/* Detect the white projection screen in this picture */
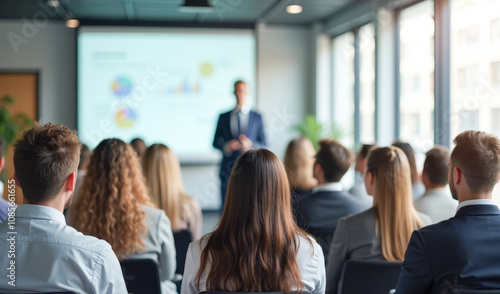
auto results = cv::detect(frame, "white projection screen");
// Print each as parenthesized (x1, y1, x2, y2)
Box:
(77, 26, 256, 163)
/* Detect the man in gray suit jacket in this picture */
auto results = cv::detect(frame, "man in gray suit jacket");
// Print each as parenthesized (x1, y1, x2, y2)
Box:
(414, 145, 458, 223)
(396, 131, 500, 294)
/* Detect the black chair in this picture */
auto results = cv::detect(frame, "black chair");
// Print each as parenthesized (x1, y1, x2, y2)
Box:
(198, 291, 311, 294)
(338, 259, 402, 294)
(120, 258, 161, 294)
(445, 290, 500, 294)
(173, 229, 193, 275)
(305, 227, 335, 264)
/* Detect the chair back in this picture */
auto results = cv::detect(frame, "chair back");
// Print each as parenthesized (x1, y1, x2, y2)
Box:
(173, 229, 193, 274)
(199, 292, 311, 294)
(120, 258, 161, 294)
(445, 290, 500, 294)
(305, 227, 335, 263)
(338, 259, 402, 294)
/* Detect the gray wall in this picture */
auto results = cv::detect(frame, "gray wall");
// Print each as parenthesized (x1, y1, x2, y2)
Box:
(0, 20, 313, 210)
(0, 20, 77, 127)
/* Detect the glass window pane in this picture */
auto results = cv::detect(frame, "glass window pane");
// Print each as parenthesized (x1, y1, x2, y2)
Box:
(332, 32, 355, 150)
(359, 23, 376, 144)
(399, 0, 435, 152)
(451, 0, 500, 203)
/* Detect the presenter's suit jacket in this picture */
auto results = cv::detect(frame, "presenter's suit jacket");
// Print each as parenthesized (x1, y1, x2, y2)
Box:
(395, 204, 500, 294)
(213, 110, 266, 202)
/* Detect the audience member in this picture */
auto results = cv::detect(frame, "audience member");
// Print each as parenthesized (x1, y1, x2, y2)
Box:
(75, 143, 91, 192)
(296, 139, 368, 261)
(349, 143, 376, 206)
(0, 123, 127, 293)
(130, 137, 147, 158)
(69, 139, 177, 294)
(393, 141, 425, 200)
(414, 145, 457, 223)
(284, 137, 318, 205)
(326, 146, 430, 293)
(395, 131, 500, 293)
(0, 136, 11, 222)
(143, 144, 202, 240)
(181, 149, 325, 294)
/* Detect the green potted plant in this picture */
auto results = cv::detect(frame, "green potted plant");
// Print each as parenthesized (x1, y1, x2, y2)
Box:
(293, 115, 347, 150)
(0, 95, 33, 145)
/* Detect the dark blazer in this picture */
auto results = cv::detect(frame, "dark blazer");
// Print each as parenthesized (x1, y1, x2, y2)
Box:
(395, 204, 500, 294)
(296, 189, 369, 232)
(213, 109, 266, 202)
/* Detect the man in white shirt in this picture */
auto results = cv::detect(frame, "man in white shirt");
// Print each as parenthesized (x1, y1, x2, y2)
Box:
(396, 130, 500, 294)
(0, 122, 127, 293)
(414, 145, 458, 223)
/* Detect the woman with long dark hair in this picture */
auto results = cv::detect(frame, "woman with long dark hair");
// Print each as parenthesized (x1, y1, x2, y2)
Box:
(181, 149, 326, 293)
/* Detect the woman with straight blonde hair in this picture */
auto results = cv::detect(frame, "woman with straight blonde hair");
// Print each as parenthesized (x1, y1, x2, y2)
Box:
(143, 144, 202, 240)
(325, 146, 430, 294)
(284, 137, 318, 197)
(69, 139, 177, 294)
(181, 149, 326, 294)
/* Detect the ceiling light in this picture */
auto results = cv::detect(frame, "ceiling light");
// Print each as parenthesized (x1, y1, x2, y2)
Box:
(286, 5, 303, 14)
(179, 0, 214, 13)
(47, 0, 59, 8)
(66, 19, 79, 28)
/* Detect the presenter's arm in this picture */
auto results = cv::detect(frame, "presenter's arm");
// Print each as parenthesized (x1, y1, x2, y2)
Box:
(213, 115, 225, 151)
(253, 114, 266, 148)
(394, 230, 432, 294)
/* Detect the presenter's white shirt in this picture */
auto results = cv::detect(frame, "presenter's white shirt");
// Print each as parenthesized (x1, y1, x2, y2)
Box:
(0, 204, 127, 294)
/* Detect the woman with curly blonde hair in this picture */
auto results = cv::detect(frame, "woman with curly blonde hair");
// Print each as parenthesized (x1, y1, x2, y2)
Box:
(143, 144, 202, 240)
(69, 138, 177, 294)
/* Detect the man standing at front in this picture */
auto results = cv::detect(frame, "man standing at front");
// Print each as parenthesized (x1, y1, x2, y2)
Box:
(0, 123, 127, 293)
(395, 130, 500, 293)
(213, 80, 266, 207)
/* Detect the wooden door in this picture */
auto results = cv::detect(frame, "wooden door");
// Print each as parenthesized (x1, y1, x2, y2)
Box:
(0, 73, 38, 204)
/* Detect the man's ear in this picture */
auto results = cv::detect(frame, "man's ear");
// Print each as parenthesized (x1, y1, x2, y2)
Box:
(454, 167, 462, 185)
(65, 172, 76, 192)
(0, 157, 5, 172)
(315, 162, 323, 175)
(13, 173, 21, 188)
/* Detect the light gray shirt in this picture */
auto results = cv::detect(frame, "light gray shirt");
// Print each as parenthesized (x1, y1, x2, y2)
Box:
(181, 234, 326, 294)
(414, 187, 458, 224)
(0, 204, 127, 293)
(230, 103, 250, 137)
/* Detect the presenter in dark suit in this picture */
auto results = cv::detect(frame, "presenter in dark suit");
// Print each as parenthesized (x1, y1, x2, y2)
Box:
(213, 80, 266, 207)
(395, 130, 500, 294)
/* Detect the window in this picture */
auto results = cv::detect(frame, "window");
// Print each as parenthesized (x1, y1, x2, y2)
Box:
(398, 0, 435, 149)
(359, 23, 376, 144)
(491, 108, 500, 137)
(450, 0, 500, 141)
(492, 62, 500, 85)
(459, 26, 480, 47)
(332, 32, 355, 150)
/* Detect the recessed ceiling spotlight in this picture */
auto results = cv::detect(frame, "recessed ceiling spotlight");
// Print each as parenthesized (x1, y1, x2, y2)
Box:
(286, 5, 303, 14)
(66, 19, 79, 28)
(47, 0, 59, 8)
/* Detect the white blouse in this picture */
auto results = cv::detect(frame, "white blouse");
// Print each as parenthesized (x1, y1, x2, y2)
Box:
(181, 234, 326, 294)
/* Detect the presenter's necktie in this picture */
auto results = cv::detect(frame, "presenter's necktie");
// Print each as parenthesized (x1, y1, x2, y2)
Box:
(237, 110, 242, 135)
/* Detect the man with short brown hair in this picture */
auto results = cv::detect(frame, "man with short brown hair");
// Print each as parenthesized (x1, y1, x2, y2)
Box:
(414, 145, 457, 223)
(0, 123, 127, 293)
(396, 130, 500, 294)
(297, 139, 367, 260)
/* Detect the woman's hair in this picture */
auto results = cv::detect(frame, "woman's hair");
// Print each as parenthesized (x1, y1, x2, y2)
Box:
(366, 146, 425, 261)
(69, 138, 153, 259)
(284, 137, 317, 191)
(195, 149, 311, 292)
(392, 141, 419, 184)
(142, 144, 193, 231)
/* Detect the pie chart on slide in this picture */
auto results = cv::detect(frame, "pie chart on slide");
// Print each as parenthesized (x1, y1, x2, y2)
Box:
(112, 76, 133, 97)
(115, 107, 137, 128)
